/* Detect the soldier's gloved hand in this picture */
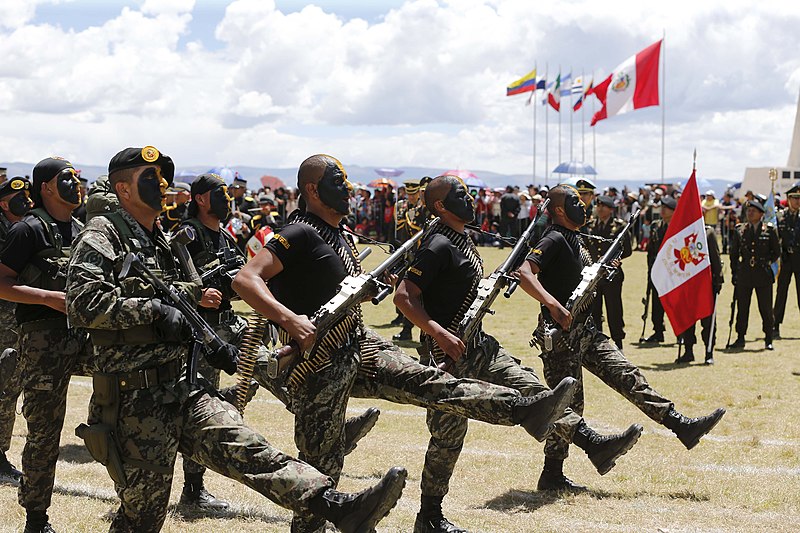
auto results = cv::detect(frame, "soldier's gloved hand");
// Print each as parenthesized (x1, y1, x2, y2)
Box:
(151, 300, 192, 342)
(206, 342, 239, 375)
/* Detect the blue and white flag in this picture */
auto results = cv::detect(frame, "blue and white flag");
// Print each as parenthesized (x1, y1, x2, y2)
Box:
(764, 188, 779, 279)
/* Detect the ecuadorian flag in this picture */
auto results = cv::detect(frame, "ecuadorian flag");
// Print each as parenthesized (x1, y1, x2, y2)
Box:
(507, 68, 538, 96)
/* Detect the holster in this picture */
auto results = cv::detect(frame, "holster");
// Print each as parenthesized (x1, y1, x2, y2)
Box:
(75, 373, 127, 487)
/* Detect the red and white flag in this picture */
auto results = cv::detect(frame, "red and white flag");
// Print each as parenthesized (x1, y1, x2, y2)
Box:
(591, 39, 661, 126)
(650, 171, 714, 335)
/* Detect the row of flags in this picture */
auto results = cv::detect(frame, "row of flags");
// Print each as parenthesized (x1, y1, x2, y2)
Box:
(506, 39, 662, 126)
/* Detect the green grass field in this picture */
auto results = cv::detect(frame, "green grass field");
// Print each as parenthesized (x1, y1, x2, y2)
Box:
(1, 247, 798, 532)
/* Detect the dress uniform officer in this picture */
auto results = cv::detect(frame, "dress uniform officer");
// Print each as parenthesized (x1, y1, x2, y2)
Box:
(391, 179, 422, 339)
(229, 176, 257, 250)
(729, 199, 781, 350)
(643, 195, 677, 343)
(772, 182, 800, 338)
(585, 195, 632, 349)
(160, 181, 190, 233)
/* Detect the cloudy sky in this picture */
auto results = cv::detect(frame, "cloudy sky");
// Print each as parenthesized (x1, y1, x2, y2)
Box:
(1, 0, 799, 183)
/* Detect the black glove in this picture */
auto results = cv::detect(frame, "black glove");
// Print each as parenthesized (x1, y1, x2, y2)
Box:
(151, 300, 192, 342)
(205, 342, 239, 375)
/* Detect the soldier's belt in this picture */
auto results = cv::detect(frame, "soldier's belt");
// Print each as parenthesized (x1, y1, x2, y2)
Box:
(114, 359, 182, 392)
(19, 316, 68, 334)
(200, 308, 235, 326)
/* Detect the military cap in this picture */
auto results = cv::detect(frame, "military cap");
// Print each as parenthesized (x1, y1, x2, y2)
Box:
(787, 182, 800, 196)
(419, 176, 433, 190)
(108, 146, 174, 186)
(596, 195, 615, 208)
(746, 199, 765, 213)
(660, 196, 677, 210)
(258, 194, 275, 205)
(0, 176, 30, 199)
(561, 176, 596, 192)
(404, 179, 421, 193)
(190, 174, 225, 199)
(231, 175, 248, 188)
(32, 157, 75, 205)
(173, 181, 191, 194)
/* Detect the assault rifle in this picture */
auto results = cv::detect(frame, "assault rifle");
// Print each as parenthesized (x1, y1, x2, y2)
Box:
(120, 252, 233, 384)
(264, 217, 440, 379)
(437, 199, 550, 371)
(200, 246, 246, 287)
(639, 276, 652, 343)
(541, 207, 639, 350)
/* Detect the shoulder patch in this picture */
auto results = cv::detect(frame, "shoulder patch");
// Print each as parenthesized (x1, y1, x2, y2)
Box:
(531, 248, 543, 255)
(408, 266, 422, 276)
(274, 233, 290, 249)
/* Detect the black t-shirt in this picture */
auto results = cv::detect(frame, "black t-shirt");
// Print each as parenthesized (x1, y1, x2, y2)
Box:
(526, 226, 583, 317)
(405, 232, 479, 328)
(264, 217, 352, 317)
(0, 214, 73, 324)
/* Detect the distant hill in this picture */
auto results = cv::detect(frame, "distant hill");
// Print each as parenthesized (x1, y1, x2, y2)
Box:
(2, 162, 737, 196)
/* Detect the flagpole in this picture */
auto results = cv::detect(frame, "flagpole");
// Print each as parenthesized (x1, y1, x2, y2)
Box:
(545, 63, 549, 187)
(533, 62, 537, 184)
(569, 66, 574, 162)
(661, 29, 666, 184)
(581, 69, 586, 163)
(592, 88, 596, 169)
(558, 65, 562, 169)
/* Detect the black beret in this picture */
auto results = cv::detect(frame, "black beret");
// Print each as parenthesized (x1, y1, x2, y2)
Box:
(660, 196, 677, 210)
(596, 195, 615, 208)
(108, 146, 174, 186)
(419, 176, 433, 190)
(746, 199, 765, 213)
(0, 176, 30, 199)
(191, 173, 226, 199)
(32, 157, 74, 206)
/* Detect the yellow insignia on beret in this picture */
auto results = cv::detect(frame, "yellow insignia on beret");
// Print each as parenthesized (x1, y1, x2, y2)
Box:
(142, 146, 160, 163)
(11, 179, 25, 190)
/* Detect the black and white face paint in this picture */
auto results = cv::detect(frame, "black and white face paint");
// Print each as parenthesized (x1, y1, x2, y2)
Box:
(7, 191, 32, 217)
(317, 157, 353, 216)
(55, 168, 81, 206)
(137, 167, 168, 211)
(209, 185, 233, 222)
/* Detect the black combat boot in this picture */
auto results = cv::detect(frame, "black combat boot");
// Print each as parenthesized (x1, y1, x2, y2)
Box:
(179, 473, 230, 511)
(662, 407, 726, 450)
(390, 312, 405, 326)
(572, 421, 643, 475)
(675, 345, 695, 364)
(773, 324, 781, 339)
(612, 338, 623, 350)
(393, 324, 413, 341)
(0, 451, 22, 484)
(643, 332, 664, 343)
(728, 336, 745, 349)
(512, 377, 577, 441)
(536, 457, 587, 493)
(23, 511, 56, 533)
(414, 495, 468, 533)
(765, 337, 774, 351)
(308, 466, 407, 533)
(343, 407, 380, 455)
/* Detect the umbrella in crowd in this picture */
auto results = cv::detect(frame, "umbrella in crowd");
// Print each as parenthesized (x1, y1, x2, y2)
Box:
(174, 169, 197, 182)
(443, 169, 487, 189)
(260, 175, 286, 190)
(368, 177, 396, 187)
(207, 166, 244, 184)
(552, 160, 598, 176)
(374, 168, 405, 178)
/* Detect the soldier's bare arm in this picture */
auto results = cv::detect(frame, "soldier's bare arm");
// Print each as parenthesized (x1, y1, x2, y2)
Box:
(0, 263, 66, 313)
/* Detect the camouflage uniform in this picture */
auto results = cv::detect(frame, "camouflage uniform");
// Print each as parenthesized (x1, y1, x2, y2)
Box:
(66, 209, 332, 532)
(85, 174, 119, 222)
(646, 217, 669, 334)
(0, 211, 20, 460)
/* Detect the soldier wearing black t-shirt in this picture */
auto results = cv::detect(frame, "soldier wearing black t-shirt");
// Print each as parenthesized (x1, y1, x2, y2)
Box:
(518, 184, 726, 492)
(394, 176, 642, 533)
(0, 158, 91, 533)
(234, 155, 577, 533)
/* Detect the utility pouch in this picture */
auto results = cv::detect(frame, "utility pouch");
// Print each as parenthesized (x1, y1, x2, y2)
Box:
(93, 373, 119, 407)
(75, 423, 128, 487)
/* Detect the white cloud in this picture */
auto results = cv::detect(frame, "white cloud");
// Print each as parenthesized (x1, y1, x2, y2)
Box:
(1, 0, 800, 182)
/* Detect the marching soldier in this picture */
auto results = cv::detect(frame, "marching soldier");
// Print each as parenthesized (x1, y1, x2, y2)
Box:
(643, 195, 677, 343)
(773, 182, 800, 338)
(229, 175, 256, 250)
(676, 225, 724, 364)
(0, 176, 34, 485)
(729, 199, 781, 350)
(518, 185, 726, 491)
(584, 195, 632, 349)
(66, 146, 407, 533)
(0, 158, 90, 533)
(249, 194, 281, 233)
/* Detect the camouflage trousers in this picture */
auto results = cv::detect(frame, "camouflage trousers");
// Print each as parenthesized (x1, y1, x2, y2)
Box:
(182, 313, 247, 478)
(414, 332, 582, 497)
(92, 379, 332, 533)
(17, 322, 88, 511)
(0, 300, 20, 454)
(539, 318, 673, 460)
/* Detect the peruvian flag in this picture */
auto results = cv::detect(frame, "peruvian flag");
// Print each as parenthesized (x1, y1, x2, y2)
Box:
(591, 40, 662, 126)
(650, 171, 714, 335)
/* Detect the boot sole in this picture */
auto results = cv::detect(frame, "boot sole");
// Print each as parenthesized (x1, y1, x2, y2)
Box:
(591, 424, 644, 475)
(531, 378, 578, 442)
(682, 408, 726, 450)
(344, 408, 381, 456)
(351, 467, 408, 533)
